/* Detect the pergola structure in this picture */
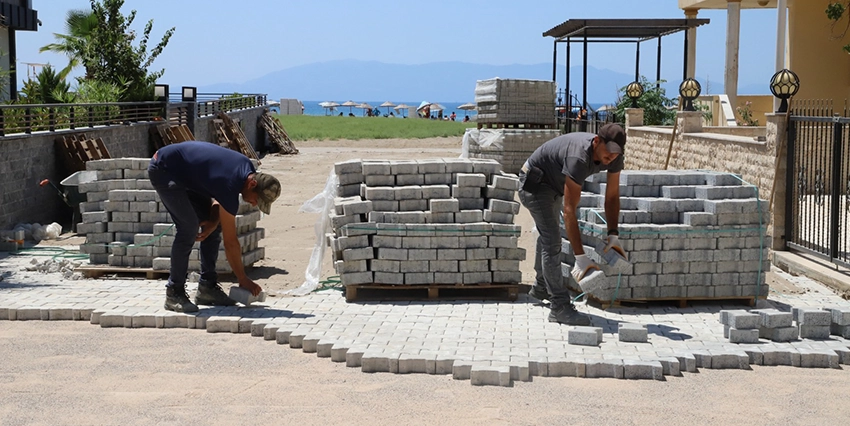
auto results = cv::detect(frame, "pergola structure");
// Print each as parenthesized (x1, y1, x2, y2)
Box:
(543, 18, 710, 113)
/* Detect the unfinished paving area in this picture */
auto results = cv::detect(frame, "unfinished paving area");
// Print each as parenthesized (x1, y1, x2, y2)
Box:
(1, 138, 849, 390)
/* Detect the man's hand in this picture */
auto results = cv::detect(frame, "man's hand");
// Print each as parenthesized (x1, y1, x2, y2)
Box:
(603, 235, 627, 260)
(238, 276, 263, 296)
(571, 254, 601, 282)
(196, 220, 216, 242)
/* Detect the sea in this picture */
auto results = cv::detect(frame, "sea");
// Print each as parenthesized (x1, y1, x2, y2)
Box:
(298, 101, 477, 117)
(275, 100, 609, 117)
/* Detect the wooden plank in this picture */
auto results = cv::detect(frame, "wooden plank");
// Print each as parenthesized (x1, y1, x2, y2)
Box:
(94, 138, 111, 159)
(75, 266, 169, 280)
(344, 283, 519, 303)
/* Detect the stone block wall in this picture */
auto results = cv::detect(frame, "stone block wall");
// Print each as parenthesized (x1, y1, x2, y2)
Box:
(329, 158, 526, 287)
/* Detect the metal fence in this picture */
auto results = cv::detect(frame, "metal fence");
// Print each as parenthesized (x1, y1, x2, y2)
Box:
(0, 101, 165, 136)
(785, 100, 850, 268)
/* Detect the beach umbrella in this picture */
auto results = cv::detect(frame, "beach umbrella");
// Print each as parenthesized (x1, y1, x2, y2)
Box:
(393, 103, 410, 118)
(319, 101, 339, 115)
(357, 103, 374, 116)
(457, 102, 476, 117)
(380, 101, 396, 116)
(341, 100, 358, 114)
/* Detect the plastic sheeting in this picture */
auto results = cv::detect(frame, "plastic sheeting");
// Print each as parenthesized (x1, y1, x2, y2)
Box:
(460, 128, 505, 159)
(284, 169, 339, 296)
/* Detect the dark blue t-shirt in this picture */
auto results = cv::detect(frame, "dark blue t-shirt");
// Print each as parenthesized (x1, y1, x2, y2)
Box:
(151, 141, 255, 215)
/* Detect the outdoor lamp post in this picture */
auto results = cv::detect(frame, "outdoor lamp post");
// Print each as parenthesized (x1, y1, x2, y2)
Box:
(154, 84, 169, 102)
(626, 81, 644, 108)
(679, 78, 701, 112)
(182, 86, 197, 102)
(769, 68, 800, 113)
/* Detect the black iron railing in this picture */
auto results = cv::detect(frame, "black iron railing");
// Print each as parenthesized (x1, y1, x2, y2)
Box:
(195, 93, 267, 118)
(0, 101, 166, 137)
(785, 100, 850, 268)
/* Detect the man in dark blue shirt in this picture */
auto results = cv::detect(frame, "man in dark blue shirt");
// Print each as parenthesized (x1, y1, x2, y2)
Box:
(519, 123, 627, 325)
(148, 141, 282, 312)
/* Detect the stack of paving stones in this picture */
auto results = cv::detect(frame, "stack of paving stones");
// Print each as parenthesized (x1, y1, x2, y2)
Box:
(464, 129, 562, 175)
(474, 78, 557, 127)
(558, 170, 770, 304)
(74, 158, 266, 273)
(722, 307, 850, 342)
(329, 158, 526, 288)
(465, 78, 559, 175)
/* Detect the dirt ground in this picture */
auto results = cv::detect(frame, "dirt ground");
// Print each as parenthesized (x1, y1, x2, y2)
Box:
(2, 137, 847, 425)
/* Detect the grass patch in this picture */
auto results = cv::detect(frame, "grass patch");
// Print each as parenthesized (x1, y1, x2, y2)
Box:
(274, 114, 471, 141)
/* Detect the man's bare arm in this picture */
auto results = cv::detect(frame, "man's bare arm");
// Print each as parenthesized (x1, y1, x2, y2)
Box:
(563, 178, 585, 255)
(604, 171, 621, 234)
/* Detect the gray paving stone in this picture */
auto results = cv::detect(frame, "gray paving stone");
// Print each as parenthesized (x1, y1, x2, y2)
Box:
(762, 348, 801, 366)
(800, 325, 831, 340)
(346, 346, 367, 367)
(656, 356, 682, 376)
(728, 328, 760, 344)
(157, 313, 188, 329)
(826, 307, 850, 326)
(623, 360, 664, 380)
(452, 360, 473, 380)
(470, 364, 512, 387)
(798, 348, 840, 369)
(797, 309, 832, 326)
(585, 359, 624, 379)
(99, 313, 124, 328)
(618, 323, 648, 343)
(569, 327, 602, 346)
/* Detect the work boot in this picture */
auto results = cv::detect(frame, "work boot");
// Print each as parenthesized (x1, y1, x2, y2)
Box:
(165, 286, 199, 313)
(528, 285, 550, 301)
(548, 304, 591, 326)
(195, 280, 236, 306)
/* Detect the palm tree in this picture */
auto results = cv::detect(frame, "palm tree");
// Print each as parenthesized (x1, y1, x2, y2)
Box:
(39, 9, 98, 80)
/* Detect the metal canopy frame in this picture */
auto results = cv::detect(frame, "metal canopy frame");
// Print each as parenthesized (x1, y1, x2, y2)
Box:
(543, 18, 710, 113)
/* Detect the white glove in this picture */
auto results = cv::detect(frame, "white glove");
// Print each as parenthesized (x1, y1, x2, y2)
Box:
(571, 254, 600, 282)
(604, 235, 628, 260)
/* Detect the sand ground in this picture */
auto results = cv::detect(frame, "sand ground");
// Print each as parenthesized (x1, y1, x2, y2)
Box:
(1, 137, 848, 425)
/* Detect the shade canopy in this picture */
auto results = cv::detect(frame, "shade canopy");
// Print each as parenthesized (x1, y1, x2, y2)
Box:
(457, 102, 476, 111)
(394, 103, 410, 110)
(379, 101, 396, 107)
(543, 18, 709, 41)
(340, 100, 358, 107)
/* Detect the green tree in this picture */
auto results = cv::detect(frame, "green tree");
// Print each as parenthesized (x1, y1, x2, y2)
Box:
(827, 1, 850, 53)
(612, 77, 676, 126)
(38, 9, 98, 79)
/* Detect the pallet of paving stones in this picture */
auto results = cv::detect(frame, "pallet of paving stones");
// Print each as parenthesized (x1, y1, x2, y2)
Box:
(560, 169, 771, 304)
(74, 157, 268, 274)
(474, 78, 556, 125)
(587, 293, 759, 310)
(329, 157, 527, 303)
(344, 283, 520, 302)
(463, 128, 561, 175)
(476, 122, 556, 130)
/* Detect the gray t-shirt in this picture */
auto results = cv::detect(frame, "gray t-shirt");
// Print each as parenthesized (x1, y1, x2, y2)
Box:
(526, 132, 624, 196)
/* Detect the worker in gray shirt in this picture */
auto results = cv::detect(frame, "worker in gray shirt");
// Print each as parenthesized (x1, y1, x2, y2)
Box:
(518, 123, 627, 325)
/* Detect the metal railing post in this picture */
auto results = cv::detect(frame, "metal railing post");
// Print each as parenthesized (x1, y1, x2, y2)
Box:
(785, 117, 796, 249)
(830, 114, 843, 261)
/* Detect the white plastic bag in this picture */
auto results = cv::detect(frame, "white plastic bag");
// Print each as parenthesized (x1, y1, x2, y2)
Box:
(285, 169, 339, 296)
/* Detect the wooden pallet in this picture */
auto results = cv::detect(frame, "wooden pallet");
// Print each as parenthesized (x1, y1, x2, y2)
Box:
(55, 134, 111, 174)
(75, 266, 169, 280)
(258, 111, 299, 155)
(213, 112, 260, 160)
(476, 122, 556, 130)
(150, 123, 195, 149)
(586, 294, 762, 310)
(344, 283, 519, 303)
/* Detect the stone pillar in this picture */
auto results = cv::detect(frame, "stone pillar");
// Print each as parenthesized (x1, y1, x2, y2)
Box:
(725, 0, 742, 110)
(677, 111, 703, 134)
(774, 0, 788, 111)
(625, 108, 644, 130)
(684, 8, 699, 79)
(765, 112, 788, 251)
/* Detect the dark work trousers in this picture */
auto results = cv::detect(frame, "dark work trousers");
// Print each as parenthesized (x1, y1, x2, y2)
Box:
(517, 171, 572, 309)
(148, 163, 221, 288)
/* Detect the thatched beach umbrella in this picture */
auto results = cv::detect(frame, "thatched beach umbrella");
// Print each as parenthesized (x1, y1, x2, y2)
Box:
(380, 101, 396, 116)
(393, 103, 410, 118)
(357, 103, 373, 116)
(457, 102, 476, 117)
(319, 101, 339, 115)
(341, 100, 358, 114)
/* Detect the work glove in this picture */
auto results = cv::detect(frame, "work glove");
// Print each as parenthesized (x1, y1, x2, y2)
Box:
(603, 235, 628, 261)
(571, 254, 601, 283)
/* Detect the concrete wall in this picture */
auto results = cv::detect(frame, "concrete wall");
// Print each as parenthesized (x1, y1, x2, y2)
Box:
(0, 106, 266, 231)
(0, 28, 10, 103)
(789, 0, 850, 102)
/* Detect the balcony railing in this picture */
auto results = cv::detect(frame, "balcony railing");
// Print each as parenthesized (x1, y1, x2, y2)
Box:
(0, 101, 166, 137)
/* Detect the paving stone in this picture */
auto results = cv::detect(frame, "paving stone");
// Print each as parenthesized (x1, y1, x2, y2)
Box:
(656, 357, 682, 376)
(834, 347, 850, 365)
(585, 359, 624, 379)
(618, 323, 648, 343)
(569, 327, 602, 346)
(798, 348, 840, 369)
(206, 316, 237, 333)
(316, 340, 335, 358)
(826, 307, 850, 326)
(728, 328, 760, 344)
(131, 313, 157, 328)
(302, 335, 321, 353)
(452, 360, 473, 380)
(755, 309, 793, 328)
(797, 309, 832, 326)
(156, 313, 188, 329)
(761, 326, 799, 342)
(470, 364, 512, 387)
(346, 346, 367, 368)
(99, 313, 125, 328)
(623, 360, 664, 380)
(761, 348, 801, 367)
(799, 325, 831, 340)
(330, 343, 350, 362)
(830, 323, 850, 339)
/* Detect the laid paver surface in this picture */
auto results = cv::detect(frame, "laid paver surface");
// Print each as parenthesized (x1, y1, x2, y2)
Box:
(2, 253, 848, 386)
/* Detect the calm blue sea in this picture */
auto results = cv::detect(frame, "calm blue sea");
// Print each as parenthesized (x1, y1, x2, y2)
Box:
(301, 101, 477, 117)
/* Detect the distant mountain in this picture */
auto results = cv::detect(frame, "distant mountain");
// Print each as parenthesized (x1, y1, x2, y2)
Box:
(199, 60, 765, 103)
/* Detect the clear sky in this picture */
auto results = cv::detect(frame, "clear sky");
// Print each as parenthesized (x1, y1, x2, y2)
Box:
(17, 0, 778, 92)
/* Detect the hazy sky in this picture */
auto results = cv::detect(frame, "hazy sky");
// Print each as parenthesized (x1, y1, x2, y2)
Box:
(17, 0, 778, 91)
